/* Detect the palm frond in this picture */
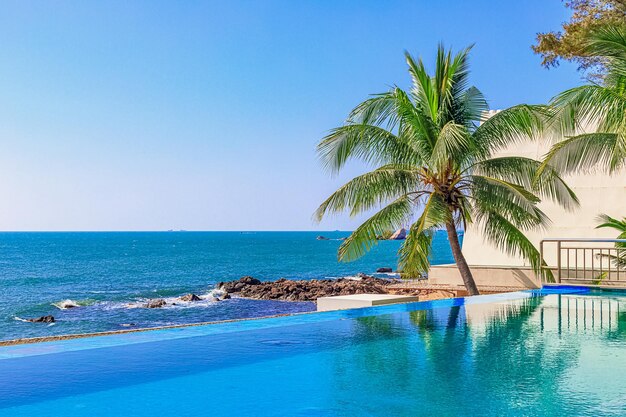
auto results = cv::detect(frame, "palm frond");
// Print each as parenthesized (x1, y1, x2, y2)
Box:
(540, 132, 624, 174)
(314, 165, 423, 220)
(470, 156, 579, 210)
(430, 121, 473, 169)
(476, 210, 554, 282)
(337, 196, 413, 262)
(586, 25, 626, 61)
(392, 87, 437, 158)
(405, 51, 438, 123)
(596, 214, 626, 248)
(398, 194, 450, 277)
(470, 175, 549, 230)
(596, 213, 626, 235)
(550, 84, 626, 136)
(399, 228, 433, 278)
(473, 105, 549, 158)
(349, 92, 400, 129)
(457, 86, 489, 128)
(317, 124, 420, 173)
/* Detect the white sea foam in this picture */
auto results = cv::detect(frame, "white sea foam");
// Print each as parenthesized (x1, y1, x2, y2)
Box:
(343, 276, 363, 281)
(375, 272, 401, 278)
(101, 286, 228, 310)
(52, 299, 81, 309)
(54, 285, 230, 312)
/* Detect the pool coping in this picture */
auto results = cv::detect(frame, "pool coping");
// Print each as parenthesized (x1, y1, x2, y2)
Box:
(0, 311, 304, 347)
(0, 286, 591, 360)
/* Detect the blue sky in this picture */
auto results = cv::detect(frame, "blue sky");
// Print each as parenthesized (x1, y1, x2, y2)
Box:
(0, 1, 582, 231)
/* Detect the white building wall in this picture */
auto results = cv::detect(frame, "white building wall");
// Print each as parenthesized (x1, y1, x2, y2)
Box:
(462, 116, 626, 268)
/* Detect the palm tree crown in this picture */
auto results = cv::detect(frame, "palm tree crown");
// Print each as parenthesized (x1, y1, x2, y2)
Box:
(544, 25, 626, 174)
(316, 45, 578, 295)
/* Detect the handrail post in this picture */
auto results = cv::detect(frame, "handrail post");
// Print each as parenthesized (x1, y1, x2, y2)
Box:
(539, 239, 548, 282)
(557, 240, 562, 283)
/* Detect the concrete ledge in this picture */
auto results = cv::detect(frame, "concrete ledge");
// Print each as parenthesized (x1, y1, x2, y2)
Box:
(544, 282, 626, 291)
(428, 264, 540, 289)
(316, 294, 419, 312)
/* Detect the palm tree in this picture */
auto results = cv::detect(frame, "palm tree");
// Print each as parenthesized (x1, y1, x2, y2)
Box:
(315, 45, 578, 295)
(596, 213, 626, 270)
(542, 25, 626, 174)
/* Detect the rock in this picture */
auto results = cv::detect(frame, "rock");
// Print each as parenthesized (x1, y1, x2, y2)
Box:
(179, 293, 202, 302)
(222, 276, 393, 302)
(221, 276, 263, 293)
(376, 267, 393, 273)
(316, 235, 330, 240)
(146, 299, 166, 308)
(389, 228, 407, 240)
(27, 315, 55, 323)
(221, 293, 231, 300)
(240, 276, 261, 285)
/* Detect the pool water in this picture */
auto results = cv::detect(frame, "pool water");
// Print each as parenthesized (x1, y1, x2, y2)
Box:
(1, 287, 626, 416)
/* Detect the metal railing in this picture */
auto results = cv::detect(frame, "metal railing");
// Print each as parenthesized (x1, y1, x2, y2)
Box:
(540, 238, 626, 284)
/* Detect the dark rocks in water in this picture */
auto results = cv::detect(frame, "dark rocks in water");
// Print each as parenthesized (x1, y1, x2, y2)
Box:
(316, 235, 330, 240)
(221, 293, 231, 300)
(146, 299, 167, 308)
(26, 315, 55, 323)
(376, 267, 393, 273)
(219, 276, 394, 302)
(241, 276, 261, 285)
(219, 276, 261, 293)
(179, 293, 202, 302)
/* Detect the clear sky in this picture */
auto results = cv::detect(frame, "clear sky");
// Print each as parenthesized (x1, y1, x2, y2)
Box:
(0, 1, 583, 231)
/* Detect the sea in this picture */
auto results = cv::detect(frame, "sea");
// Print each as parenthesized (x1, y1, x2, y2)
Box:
(0, 231, 457, 341)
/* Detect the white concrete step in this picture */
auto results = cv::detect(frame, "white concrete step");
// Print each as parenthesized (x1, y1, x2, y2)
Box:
(316, 293, 419, 312)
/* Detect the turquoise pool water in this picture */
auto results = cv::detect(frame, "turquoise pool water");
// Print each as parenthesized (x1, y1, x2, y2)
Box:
(1, 286, 626, 416)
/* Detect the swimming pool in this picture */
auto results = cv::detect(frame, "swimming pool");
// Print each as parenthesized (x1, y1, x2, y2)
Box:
(1, 286, 625, 416)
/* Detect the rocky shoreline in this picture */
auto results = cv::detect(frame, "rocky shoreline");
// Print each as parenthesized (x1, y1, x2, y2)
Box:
(20, 274, 414, 323)
(217, 275, 399, 302)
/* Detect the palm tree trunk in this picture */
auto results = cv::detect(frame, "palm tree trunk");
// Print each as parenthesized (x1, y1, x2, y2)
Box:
(445, 222, 480, 296)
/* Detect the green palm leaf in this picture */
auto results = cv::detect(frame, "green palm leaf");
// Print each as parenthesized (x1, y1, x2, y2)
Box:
(337, 196, 413, 262)
(540, 132, 624, 174)
(546, 25, 626, 173)
(471, 157, 579, 210)
(314, 165, 423, 219)
(399, 194, 449, 277)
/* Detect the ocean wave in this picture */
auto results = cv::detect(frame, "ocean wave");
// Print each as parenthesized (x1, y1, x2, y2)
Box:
(52, 299, 83, 309)
(102, 287, 228, 310)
